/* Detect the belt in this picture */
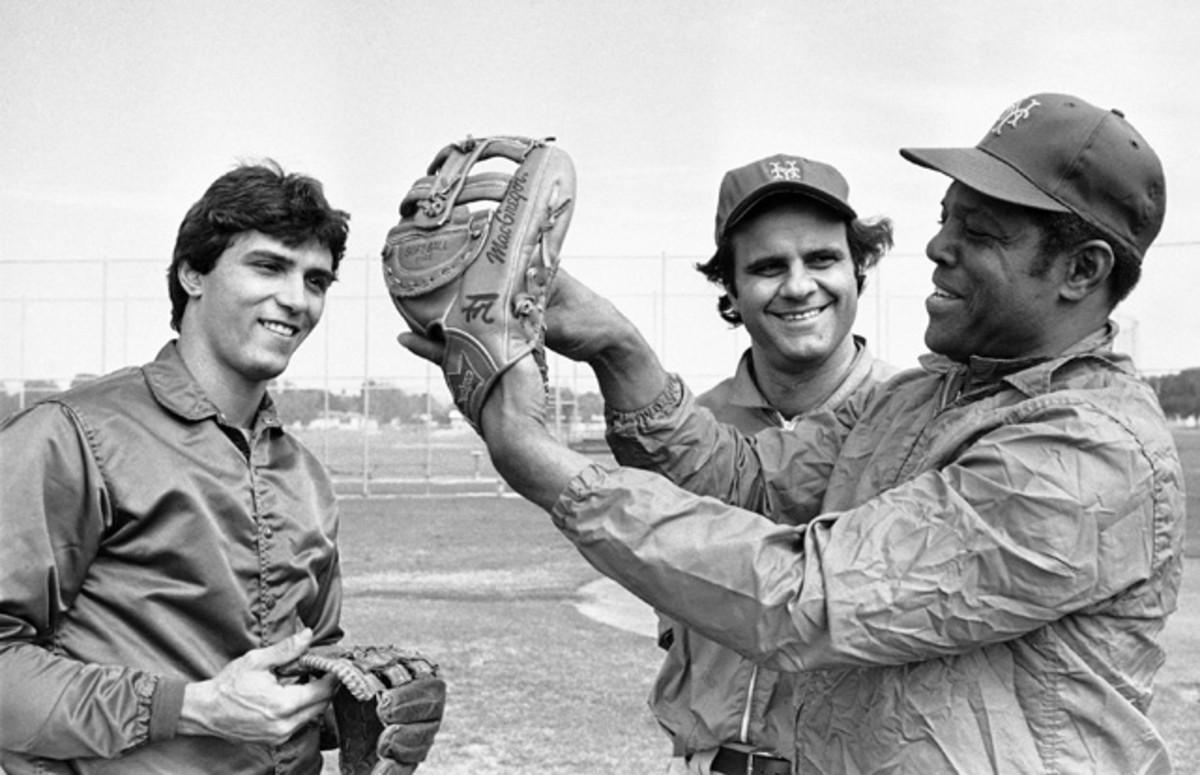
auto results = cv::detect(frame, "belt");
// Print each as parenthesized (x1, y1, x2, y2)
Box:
(711, 744, 791, 775)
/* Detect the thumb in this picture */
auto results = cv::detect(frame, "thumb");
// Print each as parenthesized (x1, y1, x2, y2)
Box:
(397, 332, 446, 364)
(251, 627, 314, 669)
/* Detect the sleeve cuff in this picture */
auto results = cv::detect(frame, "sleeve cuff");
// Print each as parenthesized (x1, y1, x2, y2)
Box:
(149, 677, 186, 742)
(550, 461, 609, 520)
(604, 373, 685, 435)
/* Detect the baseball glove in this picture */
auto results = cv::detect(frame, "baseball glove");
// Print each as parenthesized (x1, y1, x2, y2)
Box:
(381, 135, 575, 432)
(285, 644, 445, 775)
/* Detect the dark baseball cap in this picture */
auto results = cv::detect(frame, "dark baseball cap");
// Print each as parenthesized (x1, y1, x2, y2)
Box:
(714, 154, 857, 245)
(900, 93, 1165, 259)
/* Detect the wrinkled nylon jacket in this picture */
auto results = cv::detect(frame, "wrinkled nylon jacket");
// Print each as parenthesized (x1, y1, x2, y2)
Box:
(0, 342, 343, 774)
(551, 326, 1185, 774)
(653, 340, 895, 759)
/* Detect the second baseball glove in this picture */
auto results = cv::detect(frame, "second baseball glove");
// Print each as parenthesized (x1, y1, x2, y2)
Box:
(288, 644, 445, 775)
(381, 135, 576, 432)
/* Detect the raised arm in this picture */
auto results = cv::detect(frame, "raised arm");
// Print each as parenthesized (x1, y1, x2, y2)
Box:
(397, 268, 667, 508)
(542, 269, 668, 413)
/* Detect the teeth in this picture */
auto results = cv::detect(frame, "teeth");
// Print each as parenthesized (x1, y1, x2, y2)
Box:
(778, 308, 823, 321)
(262, 320, 298, 336)
(932, 289, 959, 299)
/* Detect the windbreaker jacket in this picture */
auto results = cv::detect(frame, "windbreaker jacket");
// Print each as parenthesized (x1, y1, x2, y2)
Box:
(551, 326, 1184, 774)
(653, 340, 895, 759)
(0, 342, 343, 774)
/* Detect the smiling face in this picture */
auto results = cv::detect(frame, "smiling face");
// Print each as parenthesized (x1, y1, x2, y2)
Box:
(177, 231, 335, 393)
(728, 199, 858, 375)
(923, 182, 1064, 362)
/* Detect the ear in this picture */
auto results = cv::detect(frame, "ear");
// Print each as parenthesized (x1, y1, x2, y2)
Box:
(855, 265, 868, 295)
(1059, 240, 1114, 302)
(177, 262, 205, 299)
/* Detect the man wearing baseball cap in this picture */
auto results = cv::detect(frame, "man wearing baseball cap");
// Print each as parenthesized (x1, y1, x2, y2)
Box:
(656, 154, 895, 775)
(405, 92, 1184, 772)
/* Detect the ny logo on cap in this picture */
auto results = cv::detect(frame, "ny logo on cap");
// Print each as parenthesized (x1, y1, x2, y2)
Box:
(991, 98, 1042, 135)
(768, 159, 803, 180)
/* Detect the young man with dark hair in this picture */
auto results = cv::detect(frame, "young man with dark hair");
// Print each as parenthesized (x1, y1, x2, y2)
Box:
(2, 162, 351, 773)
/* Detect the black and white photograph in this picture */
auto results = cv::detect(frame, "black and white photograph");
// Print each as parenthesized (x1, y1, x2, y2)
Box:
(2, 2, 1197, 773)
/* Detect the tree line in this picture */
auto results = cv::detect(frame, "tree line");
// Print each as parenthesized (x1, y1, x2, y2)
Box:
(0, 377, 606, 428)
(1146, 368, 1200, 421)
(5, 372, 1198, 426)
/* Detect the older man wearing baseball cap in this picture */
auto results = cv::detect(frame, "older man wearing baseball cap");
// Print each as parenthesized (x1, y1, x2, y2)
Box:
(404, 92, 1185, 773)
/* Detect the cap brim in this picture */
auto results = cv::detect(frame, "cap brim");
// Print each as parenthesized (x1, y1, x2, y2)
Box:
(725, 182, 857, 236)
(900, 147, 1070, 212)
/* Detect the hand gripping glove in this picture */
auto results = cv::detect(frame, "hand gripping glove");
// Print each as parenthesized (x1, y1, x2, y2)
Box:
(290, 644, 446, 775)
(381, 135, 575, 432)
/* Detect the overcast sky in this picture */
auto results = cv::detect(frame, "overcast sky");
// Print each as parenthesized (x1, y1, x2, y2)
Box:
(3, 0, 1198, 388)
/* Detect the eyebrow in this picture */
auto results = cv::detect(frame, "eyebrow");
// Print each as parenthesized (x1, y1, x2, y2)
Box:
(944, 188, 1025, 221)
(942, 197, 985, 220)
(802, 246, 847, 259)
(747, 246, 846, 261)
(308, 265, 338, 284)
(951, 201, 1006, 227)
(245, 249, 337, 284)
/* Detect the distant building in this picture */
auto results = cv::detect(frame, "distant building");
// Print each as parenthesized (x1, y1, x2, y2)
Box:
(307, 412, 379, 432)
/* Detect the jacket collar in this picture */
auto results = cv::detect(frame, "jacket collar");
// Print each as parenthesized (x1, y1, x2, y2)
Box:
(143, 341, 280, 429)
(918, 322, 1133, 400)
(726, 349, 772, 411)
(730, 335, 876, 413)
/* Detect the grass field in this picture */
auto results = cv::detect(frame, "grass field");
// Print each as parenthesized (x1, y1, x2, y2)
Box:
(297, 426, 1200, 554)
(322, 428, 1200, 774)
(1173, 428, 1200, 556)
(328, 496, 665, 774)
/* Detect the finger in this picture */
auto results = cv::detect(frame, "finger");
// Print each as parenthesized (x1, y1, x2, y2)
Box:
(296, 672, 339, 703)
(397, 332, 445, 364)
(547, 266, 575, 299)
(249, 627, 314, 669)
(546, 266, 590, 308)
(269, 694, 334, 741)
(549, 267, 576, 295)
(276, 674, 338, 725)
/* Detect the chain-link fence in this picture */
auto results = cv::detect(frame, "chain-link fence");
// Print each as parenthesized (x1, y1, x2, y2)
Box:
(3, 247, 1194, 493)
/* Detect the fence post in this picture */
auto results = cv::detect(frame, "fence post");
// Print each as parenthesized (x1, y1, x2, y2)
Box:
(424, 365, 433, 497)
(101, 257, 109, 373)
(361, 379, 371, 497)
(361, 256, 371, 498)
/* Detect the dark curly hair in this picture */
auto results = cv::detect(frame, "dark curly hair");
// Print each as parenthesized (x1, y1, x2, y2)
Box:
(695, 196, 894, 326)
(167, 160, 351, 331)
